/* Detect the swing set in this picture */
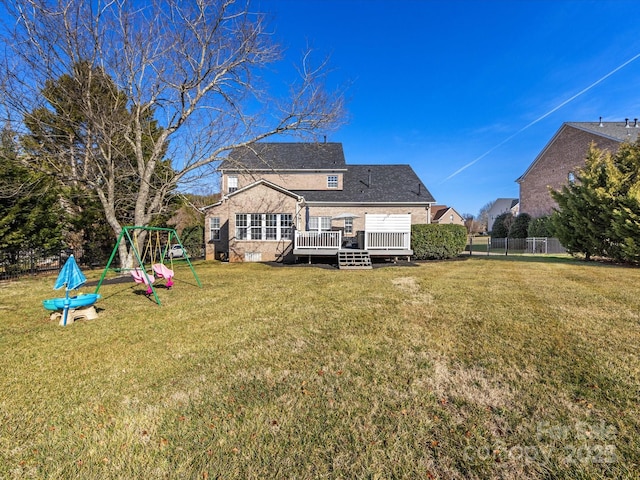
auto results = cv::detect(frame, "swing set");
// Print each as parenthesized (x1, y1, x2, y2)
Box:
(94, 226, 202, 306)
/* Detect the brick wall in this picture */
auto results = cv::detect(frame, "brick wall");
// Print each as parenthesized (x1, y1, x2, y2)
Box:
(518, 126, 621, 217)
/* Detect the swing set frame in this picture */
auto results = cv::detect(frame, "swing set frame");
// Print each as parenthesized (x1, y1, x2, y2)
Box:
(94, 226, 202, 306)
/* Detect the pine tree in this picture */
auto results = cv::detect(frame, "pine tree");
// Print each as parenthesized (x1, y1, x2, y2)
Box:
(551, 141, 640, 261)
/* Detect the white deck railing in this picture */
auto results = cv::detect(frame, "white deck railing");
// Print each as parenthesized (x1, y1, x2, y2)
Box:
(365, 231, 411, 250)
(294, 231, 342, 249)
(295, 230, 411, 251)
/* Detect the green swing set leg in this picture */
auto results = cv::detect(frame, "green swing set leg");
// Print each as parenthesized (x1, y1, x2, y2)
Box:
(94, 226, 202, 306)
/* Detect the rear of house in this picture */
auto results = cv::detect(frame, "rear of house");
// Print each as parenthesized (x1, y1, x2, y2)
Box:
(204, 142, 436, 263)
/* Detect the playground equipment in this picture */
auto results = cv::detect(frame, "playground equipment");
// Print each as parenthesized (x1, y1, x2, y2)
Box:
(130, 267, 155, 294)
(94, 226, 201, 305)
(43, 254, 100, 326)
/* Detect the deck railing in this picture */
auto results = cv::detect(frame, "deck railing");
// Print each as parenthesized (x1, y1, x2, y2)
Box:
(365, 231, 411, 250)
(295, 230, 411, 251)
(294, 231, 342, 249)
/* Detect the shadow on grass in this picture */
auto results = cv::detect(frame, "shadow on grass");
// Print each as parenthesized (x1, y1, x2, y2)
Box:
(465, 253, 638, 269)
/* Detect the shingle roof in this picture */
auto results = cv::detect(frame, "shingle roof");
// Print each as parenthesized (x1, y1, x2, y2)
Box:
(516, 121, 640, 183)
(221, 142, 347, 170)
(430, 205, 451, 221)
(294, 164, 435, 204)
(568, 120, 640, 143)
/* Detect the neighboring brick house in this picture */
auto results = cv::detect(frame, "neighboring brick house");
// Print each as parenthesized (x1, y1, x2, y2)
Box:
(430, 205, 465, 226)
(487, 198, 519, 232)
(517, 119, 640, 217)
(204, 142, 435, 262)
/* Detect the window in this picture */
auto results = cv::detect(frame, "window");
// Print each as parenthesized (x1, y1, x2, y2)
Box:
(265, 214, 278, 240)
(309, 216, 332, 232)
(568, 172, 575, 184)
(327, 175, 338, 188)
(210, 217, 220, 241)
(281, 214, 293, 239)
(250, 214, 263, 240)
(235, 214, 248, 239)
(228, 176, 238, 193)
(235, 213, 293, 241)
(344, 217, 353, 234)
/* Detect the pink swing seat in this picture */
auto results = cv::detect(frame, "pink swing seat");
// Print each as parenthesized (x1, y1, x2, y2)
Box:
(153, 263, 174, 288)
(130, 268, 155, 295)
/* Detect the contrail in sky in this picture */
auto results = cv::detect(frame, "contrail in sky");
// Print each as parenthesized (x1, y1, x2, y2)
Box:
(441, 52, 640, 183)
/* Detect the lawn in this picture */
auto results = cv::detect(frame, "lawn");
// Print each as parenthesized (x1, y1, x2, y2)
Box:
(1, 257, 638, 479)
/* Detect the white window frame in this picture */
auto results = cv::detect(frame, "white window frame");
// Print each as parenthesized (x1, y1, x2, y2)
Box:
(344, 217, 353, 234)
(309, 216, 332, 232)
(228, 176, 238, 193)
(235, 213, 293, 241)
(210, 217, 220, 241)
(327, 175, 338, 188)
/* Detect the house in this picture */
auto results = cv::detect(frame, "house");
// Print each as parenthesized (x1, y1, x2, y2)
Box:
(430, 205, 465, 226)
(517, 119, 640, 217)
(486, 198, 519, 232)
(204, 142, 436, 263)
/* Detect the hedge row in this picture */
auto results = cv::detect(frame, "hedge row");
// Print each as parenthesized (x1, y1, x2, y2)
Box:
(411, 224, 467, 260)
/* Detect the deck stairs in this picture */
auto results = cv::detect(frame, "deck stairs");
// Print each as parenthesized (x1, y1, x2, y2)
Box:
(337, 250, 372, 270)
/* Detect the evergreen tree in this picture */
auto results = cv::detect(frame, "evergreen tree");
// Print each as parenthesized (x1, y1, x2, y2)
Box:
(527, 215, 554, 237)
(550, 142, 639, 261)
(608, 142, 640, 262)
(0, 125, 65, 257)
(508, 213, 532, 238)
(491, 212, 513, 238)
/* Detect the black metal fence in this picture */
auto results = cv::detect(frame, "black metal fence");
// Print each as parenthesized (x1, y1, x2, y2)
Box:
(466, 237, 567, 255)
(0, 244, 206, 282)
(0, 248, 75, 281)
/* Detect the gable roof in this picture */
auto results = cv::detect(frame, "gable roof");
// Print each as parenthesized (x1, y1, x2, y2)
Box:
(221, 142, 347, 171)
(202, 179, 302, 211)
(488, 198, 519, 215)
(517, 121, 640, 182)
(293, 164, 435, 204)
(431, 205, 462, 222)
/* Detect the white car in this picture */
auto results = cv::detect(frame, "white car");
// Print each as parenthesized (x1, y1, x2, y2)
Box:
(167, 244, 187, 259)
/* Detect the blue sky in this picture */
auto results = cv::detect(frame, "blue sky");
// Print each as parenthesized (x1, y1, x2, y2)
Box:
(259, 0, 640, 216)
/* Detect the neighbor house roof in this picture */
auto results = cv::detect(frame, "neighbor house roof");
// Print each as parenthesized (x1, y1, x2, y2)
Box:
(489, 198, 519, 214)
(567, 120, 640, 143)
(431, 205, 461, 222)
(221, 142, 347, 171)
(293, 164, 435, 204)
(516, 121, 640, 183)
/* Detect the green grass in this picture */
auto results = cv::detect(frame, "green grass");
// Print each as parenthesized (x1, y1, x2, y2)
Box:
(1, 257, 639, 479)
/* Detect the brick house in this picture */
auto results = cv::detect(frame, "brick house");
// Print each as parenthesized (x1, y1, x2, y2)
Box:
(203, 142, 436, 263)
(430, 205, 465, 226)
(517, 119, 640, 217)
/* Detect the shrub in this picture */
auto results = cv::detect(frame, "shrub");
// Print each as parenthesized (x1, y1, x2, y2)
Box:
(508, 213, 532, 238)
(528, 215, 554, 237)
(490, 212, 513, 238)
(411, 224, 467, 260)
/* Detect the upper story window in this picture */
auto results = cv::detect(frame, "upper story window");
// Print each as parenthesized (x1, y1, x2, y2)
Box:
(228, 176, 238, 193)
(327, 175, 338, 188)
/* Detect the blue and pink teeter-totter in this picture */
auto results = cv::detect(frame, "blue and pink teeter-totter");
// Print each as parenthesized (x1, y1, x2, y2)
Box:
(42, 254, 100, 326)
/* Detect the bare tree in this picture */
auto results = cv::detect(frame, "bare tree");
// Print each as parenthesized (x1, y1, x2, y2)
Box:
(477, 200, 495, 233)
(0, 0, 345, 266)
